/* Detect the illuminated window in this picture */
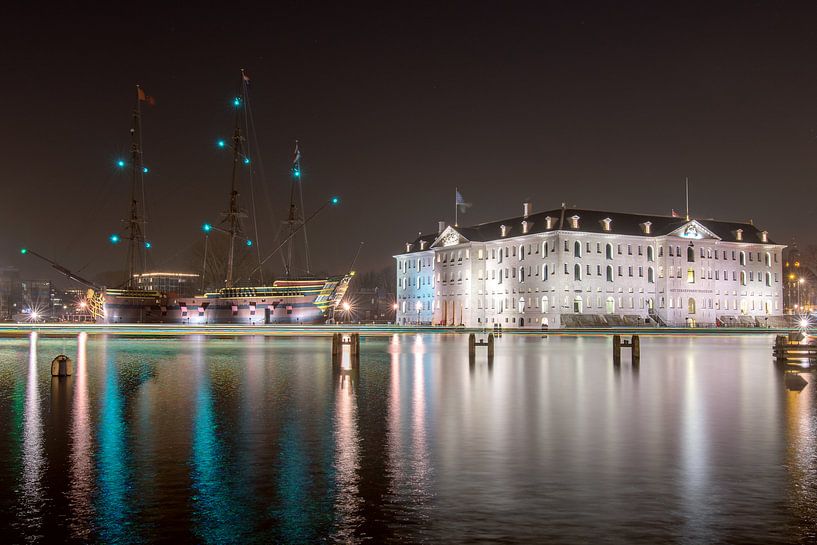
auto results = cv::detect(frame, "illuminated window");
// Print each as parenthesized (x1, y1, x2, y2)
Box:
(687, 268, 695, 283)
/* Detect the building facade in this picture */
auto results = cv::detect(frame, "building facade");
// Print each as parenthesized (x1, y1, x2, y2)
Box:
(395, 203, 785, 328)
(132, 272, 200, 297)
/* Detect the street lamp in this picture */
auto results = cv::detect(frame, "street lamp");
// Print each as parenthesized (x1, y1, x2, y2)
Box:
(798, 277, 805, 309)
(415, 301, 422, 325)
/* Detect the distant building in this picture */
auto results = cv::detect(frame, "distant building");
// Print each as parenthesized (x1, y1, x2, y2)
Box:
(0, 267, 22, 320)
(395, 202, 785, 328)
(21, 279, 52, 315)
(782, 247, 816, 314)
(132, 272, 200, 297)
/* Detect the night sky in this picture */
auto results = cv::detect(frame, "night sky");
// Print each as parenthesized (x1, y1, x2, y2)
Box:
(5, 1, 817, 285)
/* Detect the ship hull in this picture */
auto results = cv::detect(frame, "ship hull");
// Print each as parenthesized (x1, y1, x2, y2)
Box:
(100, 276, 352, 325)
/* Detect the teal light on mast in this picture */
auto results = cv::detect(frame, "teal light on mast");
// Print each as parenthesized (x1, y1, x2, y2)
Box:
(116, 159, 126, 168)
(145, 241, 152, 249)
(20, 248, 27, 255)
(202, 223, 213, 233)
(143, 166, 149, 173)
(217, 139, 226, 148)
(109, 234, 120, 244)
(330, 196, 341, 205)
(243, 157, 250, 164)
(246, 239, 253, 247)
(233, 97, 241, 107)
(293, 168, 301, 178)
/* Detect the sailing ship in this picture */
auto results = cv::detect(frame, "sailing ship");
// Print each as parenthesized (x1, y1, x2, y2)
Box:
(26, 77, 352, 324)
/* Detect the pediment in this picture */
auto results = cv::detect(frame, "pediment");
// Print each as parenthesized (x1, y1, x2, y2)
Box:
(669, 220, 720, 241)
(431, 226, 469, 248)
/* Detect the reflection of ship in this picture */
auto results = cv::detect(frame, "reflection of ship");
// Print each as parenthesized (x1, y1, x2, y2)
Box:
(24, 76, 353, 324)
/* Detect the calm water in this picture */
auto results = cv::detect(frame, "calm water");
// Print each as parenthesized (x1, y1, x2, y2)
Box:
(0, 332, 815, 544)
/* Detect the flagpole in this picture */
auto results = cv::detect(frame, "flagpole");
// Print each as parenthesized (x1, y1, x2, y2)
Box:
(455, 186, 458, 227)
(685, 177, 690, 221)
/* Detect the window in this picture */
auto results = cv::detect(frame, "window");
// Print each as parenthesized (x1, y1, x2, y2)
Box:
(740, 271, 746, 286)
(739, 251, 746, 266)
(765, 252, 771, 267)
(648, 267, 655, 283)
(574, 241, 582, 258)
(542, 264, 548, 280)
(519, 244, 525, 261)
(627, 244, 632, 255)
(647, 246, 654, 262)
(574, 264, 582, 281)
(564, 240, 569, 251)
(687, 268, 695, 283)
(687, 245, 695, 262)
(628, 266, 633, 277)
(606, 243, 613, 260)
(606, 265, 613, 282)
(688, 298, 696, 314)
(765, 272, 771, 287)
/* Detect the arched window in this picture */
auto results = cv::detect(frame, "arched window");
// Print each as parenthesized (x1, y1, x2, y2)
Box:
(740, 270, 747, 286)
(541, 241, 548, 257)
(605, 296, 615, 314)
(605, 243, 613, 260)
(687, 245, 695, 262)
(541, 295, 549, 311)
(518, 297, 525, 313)
(606, 265, 613, 282)
(574, 241, 582, 258)
(542, 264, 548, 280)
(688, 298, 696, 314)
(765, 252, 771, 267)
(519, 244, 525, 260)
(739, 251, 746, 266)
(574, 264, 582, 281)
(648, 267, 655, 283)
(573, 296, 583, 313)
(765, 272, 771, 287)
(520, 268, 525, 282)
(647, 246, 654, 262)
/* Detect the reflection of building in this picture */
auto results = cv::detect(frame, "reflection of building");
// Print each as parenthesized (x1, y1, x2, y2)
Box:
(132, 272, 200, 297)
(0, 267, 22, 320)
(783, 247, 817, 314)
(396, 203, 786, 327)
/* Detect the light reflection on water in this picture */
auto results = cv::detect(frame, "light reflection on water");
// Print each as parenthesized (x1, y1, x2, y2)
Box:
(0, 333, 814, 543)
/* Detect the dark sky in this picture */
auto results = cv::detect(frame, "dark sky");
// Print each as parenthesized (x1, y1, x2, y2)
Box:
(4, 1, 817, 285)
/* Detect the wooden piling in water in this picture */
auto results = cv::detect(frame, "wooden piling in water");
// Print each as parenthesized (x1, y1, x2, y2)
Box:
(613, 335, 621, 366)
(487, 333, 495, 360)
(632, 335, 640, 365)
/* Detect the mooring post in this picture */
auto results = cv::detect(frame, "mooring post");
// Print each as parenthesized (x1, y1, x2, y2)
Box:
(468, 333, 476, 358)
(351, 333, 360, 369)
(51, 355, 73, 377)
(613, 335, 621, 366)
(487, 333, 495, 360)
(631, 335, 640, 365)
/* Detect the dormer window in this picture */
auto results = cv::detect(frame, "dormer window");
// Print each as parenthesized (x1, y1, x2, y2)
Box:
(522, 220, 530, 234)
(405, 242, 412, 252)
(640, 221, 652, 235)
(500, 225, 508, 237)
(569, 215, 580, 229)
(419, 240, 427, 250)
(600, 217, 612, 232)
(760, 230, 768, 243)
(735, 229, 743, 242)
(545, 216, 553, 229)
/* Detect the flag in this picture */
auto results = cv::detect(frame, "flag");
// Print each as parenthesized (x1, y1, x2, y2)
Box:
(137, 87, 156, 106)
(292, 141, 301, 165)
(671, 209, 680, 218)
(456, 189, 471, 212)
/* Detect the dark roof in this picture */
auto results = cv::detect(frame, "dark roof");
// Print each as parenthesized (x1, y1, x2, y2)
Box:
(401, 207, 777, 254)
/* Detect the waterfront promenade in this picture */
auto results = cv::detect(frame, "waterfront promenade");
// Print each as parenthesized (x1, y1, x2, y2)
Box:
(0, 322, 802, 338)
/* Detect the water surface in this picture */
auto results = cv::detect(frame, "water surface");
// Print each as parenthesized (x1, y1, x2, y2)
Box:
(0, 333, 814, 544)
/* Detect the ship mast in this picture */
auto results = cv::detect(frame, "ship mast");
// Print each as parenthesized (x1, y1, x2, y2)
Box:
(126, 86, 147, 289)
(284, 141, 310, 278)
(223, 81, 247, 288)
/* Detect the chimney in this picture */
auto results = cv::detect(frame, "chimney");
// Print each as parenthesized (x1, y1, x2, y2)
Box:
(523, 201, 532, 218)
(438, 221, 446, 234)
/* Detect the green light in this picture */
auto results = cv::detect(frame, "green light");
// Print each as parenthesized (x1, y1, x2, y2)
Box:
(246, 239, 253, 247)
(243, 157, 250, 164)
(202, 223, 212, 233)
(143, 166, 149, 173)
(145, 241, 152, 249)
(217, 139, 226, 148)
(330, 196, 340, 205)
(293, 168, 301, 178)
(233, 97, 241, 107)
(116, 159, 126, 168)
(20, 248, 27, 255)
(109, 234, 120, 244)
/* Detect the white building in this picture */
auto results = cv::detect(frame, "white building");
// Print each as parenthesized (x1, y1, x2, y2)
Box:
(395, 203, 785, 328)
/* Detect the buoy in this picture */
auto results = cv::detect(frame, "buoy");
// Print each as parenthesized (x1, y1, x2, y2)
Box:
(51, 354, 73, 376)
